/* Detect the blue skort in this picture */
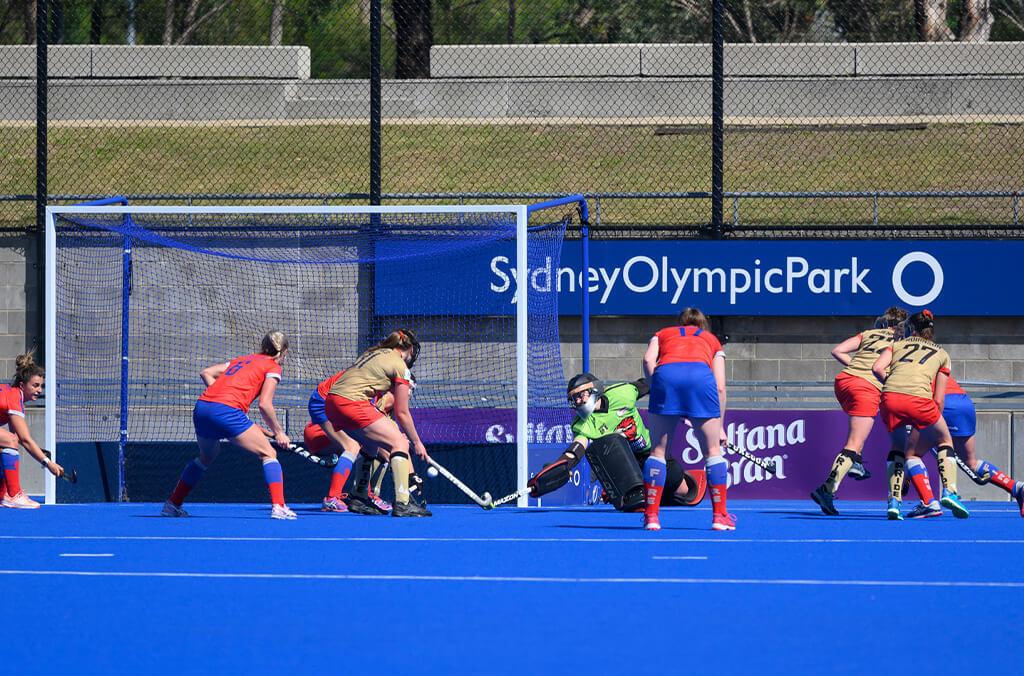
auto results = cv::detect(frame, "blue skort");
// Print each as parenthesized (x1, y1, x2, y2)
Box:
(193, 400, 254, 440)
(308, 390, 328, 425)
(649, 362, 721, 418)
(943, 393, 976, 438)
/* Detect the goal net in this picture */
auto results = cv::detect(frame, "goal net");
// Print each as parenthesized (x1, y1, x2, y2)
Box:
(45, 200, 580, 505)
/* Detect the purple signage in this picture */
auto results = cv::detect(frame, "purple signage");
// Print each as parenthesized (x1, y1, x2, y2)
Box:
(414, 407, 929, 502)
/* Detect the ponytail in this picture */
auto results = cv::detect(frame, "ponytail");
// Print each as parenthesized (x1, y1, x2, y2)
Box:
(12, 350, 45, 387)
(376, 328, 420, 367)
(260, 330, 289, 357)
(908, 310, 936, 340)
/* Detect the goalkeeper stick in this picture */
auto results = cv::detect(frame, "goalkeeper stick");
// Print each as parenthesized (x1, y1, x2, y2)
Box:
(484, 487, 530, 509)
(723, 441, 778, 474)
(426, 457, 492, 509)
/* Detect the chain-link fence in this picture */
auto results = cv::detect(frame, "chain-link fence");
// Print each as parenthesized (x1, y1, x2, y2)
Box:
(2, 0, 1024, 237)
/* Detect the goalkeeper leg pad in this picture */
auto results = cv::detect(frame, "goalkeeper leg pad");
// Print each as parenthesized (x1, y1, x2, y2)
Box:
(586, 435, 645, 512)
(669, 465, 707, 507)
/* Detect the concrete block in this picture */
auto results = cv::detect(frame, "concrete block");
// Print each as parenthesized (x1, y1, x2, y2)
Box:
(857, 42, 1024, 76)
(801, 343, 835, 359)
(642, 43, 856, 77)
(430, 44, 642, 78)
(0, 46, 91, 78)
(778, 358, 826, 382)
(943, 343, 990, 360)
(951, 77, 1024, 116)
(988, 345, 1024, 360)
(964, 360, 1014, 383)
(0, 244, 28, 263)
(0, 286, 25, 310)
(754, 342, 804, 359)
(723, 341, 754, 359)
(961, 412, 1011, 501)
(91, 46, 311, 79)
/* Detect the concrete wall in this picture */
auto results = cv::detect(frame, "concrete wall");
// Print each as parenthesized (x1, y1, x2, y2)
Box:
(0, 45, 311, 79)
(2, 75, 1022, 123)
(431, 42, 1024, 78)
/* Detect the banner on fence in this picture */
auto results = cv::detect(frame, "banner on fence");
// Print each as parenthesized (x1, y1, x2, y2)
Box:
(378, 239, 1014, 316)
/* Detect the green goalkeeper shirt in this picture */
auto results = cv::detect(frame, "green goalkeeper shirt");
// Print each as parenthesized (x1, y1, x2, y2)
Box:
(570, 382, 651, 455)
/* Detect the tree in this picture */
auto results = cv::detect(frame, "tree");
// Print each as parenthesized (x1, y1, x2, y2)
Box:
(393, 0, 431, 78)
(162, 0, 236, 44)
(269, 0, 284, 44)
(959, 0, 994, 40)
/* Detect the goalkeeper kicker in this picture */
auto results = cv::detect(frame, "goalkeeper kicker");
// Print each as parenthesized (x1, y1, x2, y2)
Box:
(527, 373, 706, 510)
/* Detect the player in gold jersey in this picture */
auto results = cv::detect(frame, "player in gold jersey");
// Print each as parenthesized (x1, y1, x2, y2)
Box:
(323, 329, 431, 517)
(872, 310, 956, 520)
(811, 307, 906, 516)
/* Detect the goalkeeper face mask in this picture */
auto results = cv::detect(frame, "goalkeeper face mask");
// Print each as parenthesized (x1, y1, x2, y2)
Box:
(568, 386, 598, 418)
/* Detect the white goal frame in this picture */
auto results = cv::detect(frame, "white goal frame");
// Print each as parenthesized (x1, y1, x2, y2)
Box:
(45, 204, 531, 506)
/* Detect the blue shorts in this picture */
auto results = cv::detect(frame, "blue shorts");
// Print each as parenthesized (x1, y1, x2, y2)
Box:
(649, 362, 720, 418)
(943, 393, 976, 438)
(308, 391, 328, 425)
(193, 400, 254, 440)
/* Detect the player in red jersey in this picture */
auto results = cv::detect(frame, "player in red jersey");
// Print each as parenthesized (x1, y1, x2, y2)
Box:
(905, 376, 1024, 517)
(0, 351, 64, 509)
(642, 307, 731, 531)
(162, 331, 296, 520)
(811, 307, 907, 516)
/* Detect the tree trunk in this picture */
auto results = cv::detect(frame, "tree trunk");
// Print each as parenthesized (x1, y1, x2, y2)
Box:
(506, 0, 514, 43)
(914, 0, 954, 41)
(393, 0, 431, 79)
(959, 0, 993, 41)
(269, 0, 284, 45)
(162, 0, 175, 43)
(22, 0, 35, 43)
(90, 0, 103, 42)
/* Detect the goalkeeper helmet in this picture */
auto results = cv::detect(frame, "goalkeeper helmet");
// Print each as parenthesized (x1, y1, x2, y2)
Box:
(566, 372, 603, 419)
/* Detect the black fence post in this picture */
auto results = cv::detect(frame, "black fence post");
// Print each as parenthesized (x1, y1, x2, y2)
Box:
(711, 0, 724, 238)
(35, 0, 48, 360)
(370, 0, 382, 207)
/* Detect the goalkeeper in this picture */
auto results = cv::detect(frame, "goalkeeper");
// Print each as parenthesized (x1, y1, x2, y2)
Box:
(527, 372, 705, 511)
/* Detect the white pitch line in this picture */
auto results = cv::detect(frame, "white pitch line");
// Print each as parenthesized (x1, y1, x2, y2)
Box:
(58, 553, 114, 558)
(3, 535, 1024, 545)
(1, 569, 1023, 589)
(652, 556, 709, 560)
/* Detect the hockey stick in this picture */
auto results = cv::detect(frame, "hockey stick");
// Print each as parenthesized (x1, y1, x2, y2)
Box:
(259, 427, 339, 467)
(723, 441, 778, 474)
(953, 454, 981, 482)
(42, 450, 77, 484)
(484, 487, 530, 510)
(275, 441, 339, 468)
(426, 457, 492, 508)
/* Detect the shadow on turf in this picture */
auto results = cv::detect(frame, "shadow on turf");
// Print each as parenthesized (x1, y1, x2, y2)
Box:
(555, 523, 710, 532)
(776, 511, 886, 521)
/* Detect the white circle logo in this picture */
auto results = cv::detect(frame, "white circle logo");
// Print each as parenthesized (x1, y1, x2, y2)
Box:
(892, 251, 944, 306)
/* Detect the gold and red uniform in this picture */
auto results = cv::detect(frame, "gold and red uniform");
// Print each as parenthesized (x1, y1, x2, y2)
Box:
(879, 337, 952, 432)
(326, 349, 411, 431)
(834, 328, 894, 417)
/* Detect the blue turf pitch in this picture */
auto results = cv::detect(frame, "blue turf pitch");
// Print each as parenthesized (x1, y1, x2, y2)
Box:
(5, 500, 1024, 675)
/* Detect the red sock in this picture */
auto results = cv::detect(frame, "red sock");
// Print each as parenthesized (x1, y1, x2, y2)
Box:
(911, 473, 935, 504)
(268, 482, 285, 506)
(168, 480, 193, 507)
(0, 469, 6, 497)
(644, 482, 664, 521)
(328, 469, 350, 499)
(2, 452, 22, 497)
(991, 471, 1016, 494)
(710, 484, 728, 516)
